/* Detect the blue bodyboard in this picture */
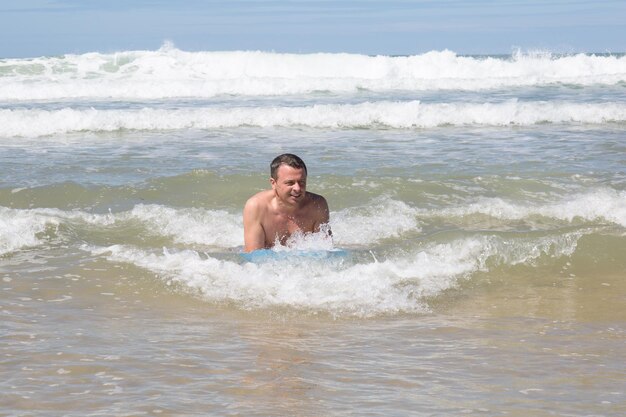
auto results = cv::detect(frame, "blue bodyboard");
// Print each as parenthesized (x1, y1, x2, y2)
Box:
(241, 248, 349, 263)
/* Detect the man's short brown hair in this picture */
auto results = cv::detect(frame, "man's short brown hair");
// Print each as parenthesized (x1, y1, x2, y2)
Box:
(270, 154, 307, 180)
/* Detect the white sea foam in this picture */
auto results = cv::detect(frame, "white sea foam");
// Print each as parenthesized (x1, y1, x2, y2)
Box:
(0, 205, 242, 252)
(89, 231, 582, 316)
(274, 224, 334, 251)
(435, 188, 626, 228)
(0, 206, 59, 255)
(2, 100, 625, 137)
(332, 198, 421, 246)
(125, 205, 242, 247)
(2, 47, 625, 100)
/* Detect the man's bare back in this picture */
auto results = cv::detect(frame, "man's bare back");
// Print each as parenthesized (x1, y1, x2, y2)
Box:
(243, 154, 330, 252)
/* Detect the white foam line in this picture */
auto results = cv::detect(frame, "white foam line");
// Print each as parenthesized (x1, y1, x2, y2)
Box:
(2, 100, 625, 137)
(433, 189, 626, 228)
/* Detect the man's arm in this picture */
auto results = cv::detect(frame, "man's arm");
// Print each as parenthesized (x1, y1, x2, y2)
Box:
(243, 197, 266, 252)
(312, 194, 332, 237)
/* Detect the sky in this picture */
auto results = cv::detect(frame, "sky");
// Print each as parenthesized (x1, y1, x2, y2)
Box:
(0, 0, 624, 58)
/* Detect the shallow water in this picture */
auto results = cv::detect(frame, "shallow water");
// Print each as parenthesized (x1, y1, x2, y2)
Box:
(3, 262, 624, 416)
(1, 48, 625, 416)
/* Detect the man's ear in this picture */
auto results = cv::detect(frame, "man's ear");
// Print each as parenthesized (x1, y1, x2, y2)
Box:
(270, 177, 276, 189)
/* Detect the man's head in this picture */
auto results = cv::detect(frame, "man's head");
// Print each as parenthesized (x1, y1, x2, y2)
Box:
(270, 154, 307, 180)
(270, 154, 308, 206)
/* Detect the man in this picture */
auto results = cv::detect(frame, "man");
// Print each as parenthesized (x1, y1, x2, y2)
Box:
(243, 154, 331, 252)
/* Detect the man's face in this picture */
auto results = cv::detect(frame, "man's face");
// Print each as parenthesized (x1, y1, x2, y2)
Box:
(271, 164, 307, 206)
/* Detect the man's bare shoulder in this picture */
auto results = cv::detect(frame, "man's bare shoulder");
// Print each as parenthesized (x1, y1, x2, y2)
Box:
(304, 192, 330, 220)
(244, 190, 273, 212)
(305, 191, 328, 206)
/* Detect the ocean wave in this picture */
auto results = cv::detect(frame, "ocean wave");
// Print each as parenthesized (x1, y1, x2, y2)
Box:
(0, 206, 59, 255)
(0, 205, 242, 250)
(2, 188, 623, 258)
(2, 100, 625, 137)
(126, 204, 243, 247)
(0, 200, 419, 253)
(87, 231, 583, 317)
(332, 198, 421, 245)
(430, 188, 626, 228)
(1, 47, 625, 100)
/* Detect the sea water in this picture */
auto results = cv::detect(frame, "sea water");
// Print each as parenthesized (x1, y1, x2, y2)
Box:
(1, 45, 625, 416)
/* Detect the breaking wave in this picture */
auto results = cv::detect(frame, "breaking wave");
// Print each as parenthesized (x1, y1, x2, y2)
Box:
(2, 100, 625, 137)
(88, 231, 583, 317)
(2, 189, 624, 256)
(2, 47, 625, 101)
